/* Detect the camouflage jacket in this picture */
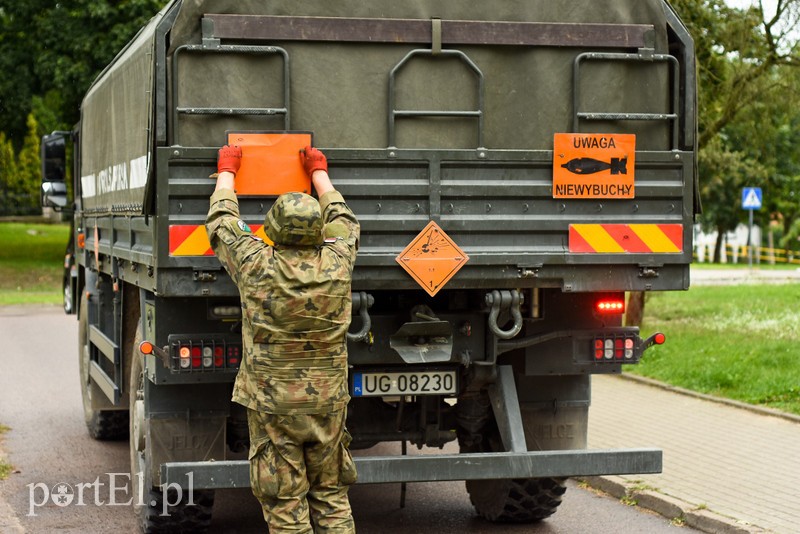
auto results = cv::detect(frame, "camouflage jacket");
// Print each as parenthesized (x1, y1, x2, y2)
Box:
(206, 188, 360, 415)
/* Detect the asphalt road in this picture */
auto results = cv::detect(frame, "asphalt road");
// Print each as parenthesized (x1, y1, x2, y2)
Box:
(0, 306, 696, 533)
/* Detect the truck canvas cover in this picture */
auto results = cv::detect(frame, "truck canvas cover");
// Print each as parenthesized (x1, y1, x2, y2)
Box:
(167, 0, 672, 150)
(78, 0, 694, 294)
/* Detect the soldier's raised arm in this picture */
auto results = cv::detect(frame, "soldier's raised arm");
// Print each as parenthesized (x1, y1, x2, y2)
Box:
(300, 146, 360, 258)
(206, 145, 266, 285)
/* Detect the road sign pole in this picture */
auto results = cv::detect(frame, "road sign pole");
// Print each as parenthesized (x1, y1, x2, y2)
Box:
(748, 209, 754, 269)
(741, 187, 762, 269)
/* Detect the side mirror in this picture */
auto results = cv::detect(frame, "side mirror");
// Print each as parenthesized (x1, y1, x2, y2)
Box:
(40, 132, 69, 210)
(41, 181, 68, 208)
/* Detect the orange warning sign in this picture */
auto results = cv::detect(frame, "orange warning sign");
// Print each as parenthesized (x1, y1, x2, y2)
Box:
(226, 132, 312, 196)
(396, 221, 469, 297)
(553, 133, 635, 199)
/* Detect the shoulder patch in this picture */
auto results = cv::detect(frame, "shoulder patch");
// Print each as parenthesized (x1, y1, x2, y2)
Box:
(324, 237, 340, 244)
(237, 220, 251, 233)
(324, 221, 349, 240)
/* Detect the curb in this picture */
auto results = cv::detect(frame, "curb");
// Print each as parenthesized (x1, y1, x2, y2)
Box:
(0, 434, 24, 534)
(0, 498, 24, 534)
(581, 476, 769, 534)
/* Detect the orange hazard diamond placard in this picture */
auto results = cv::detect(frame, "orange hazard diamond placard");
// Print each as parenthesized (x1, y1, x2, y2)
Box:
(396, 221, 469, 297)
(553, 133, 635, 199)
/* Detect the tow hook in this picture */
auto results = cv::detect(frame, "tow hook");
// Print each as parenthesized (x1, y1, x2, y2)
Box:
(485, 289, 524, 340)
(347, 292, 374, 342)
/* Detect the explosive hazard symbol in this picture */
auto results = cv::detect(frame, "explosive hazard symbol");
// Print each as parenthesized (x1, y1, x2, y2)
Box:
(396, 221, 469, 297)
(553, 133, 636, 199)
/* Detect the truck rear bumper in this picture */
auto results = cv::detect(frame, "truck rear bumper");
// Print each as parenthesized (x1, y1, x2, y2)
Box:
(161, 448, 661, 489)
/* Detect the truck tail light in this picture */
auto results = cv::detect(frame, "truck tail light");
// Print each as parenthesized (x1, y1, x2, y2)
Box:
(596, 298, 625, 314)
(188, 346, 200, 368)
(592, 332, 665, 364)
(169, 340, 242, 372)
(593, 335, 637, 362)
(227, 345, 241, 366)
(179, 346, 191, 368)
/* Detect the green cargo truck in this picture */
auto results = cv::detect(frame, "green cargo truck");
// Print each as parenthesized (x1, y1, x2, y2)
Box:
(41, 0, 696, 531)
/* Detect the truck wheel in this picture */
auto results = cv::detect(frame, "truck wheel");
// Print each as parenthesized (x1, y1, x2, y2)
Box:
(63, 277, 73, 314)
(466, 476, 566, 523)
(457, 395, 566, 523)
(129, 329, 215, 533)
(79, 293, 128, 440)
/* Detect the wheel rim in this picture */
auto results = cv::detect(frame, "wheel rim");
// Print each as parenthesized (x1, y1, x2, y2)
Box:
(79, 299, 94, 423)
(129, 346, 150, 518)
(63, 284, 72, 314)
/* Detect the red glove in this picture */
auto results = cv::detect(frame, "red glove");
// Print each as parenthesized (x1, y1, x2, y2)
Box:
(217, 145, 242, 175)
(300, 146, 327, 176)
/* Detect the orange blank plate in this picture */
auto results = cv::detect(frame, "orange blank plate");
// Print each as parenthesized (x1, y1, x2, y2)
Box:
(227, 132, 312, 196)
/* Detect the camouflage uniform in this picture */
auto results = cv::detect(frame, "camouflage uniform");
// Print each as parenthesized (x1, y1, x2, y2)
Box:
(207, 188, 359, 533)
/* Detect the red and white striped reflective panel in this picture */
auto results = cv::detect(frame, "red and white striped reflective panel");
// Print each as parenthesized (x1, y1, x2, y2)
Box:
(569, 224, 683, 254)
(168, 225, 270, 256)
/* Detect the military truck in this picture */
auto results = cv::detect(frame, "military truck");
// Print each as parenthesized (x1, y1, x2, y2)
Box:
(41, 0, 695, 531)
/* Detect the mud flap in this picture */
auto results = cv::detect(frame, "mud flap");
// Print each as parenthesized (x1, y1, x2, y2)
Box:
(148, 416, 226, 486)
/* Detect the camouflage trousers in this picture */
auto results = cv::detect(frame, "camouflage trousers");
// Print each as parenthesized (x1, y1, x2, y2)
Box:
(247, 408, 357, 533)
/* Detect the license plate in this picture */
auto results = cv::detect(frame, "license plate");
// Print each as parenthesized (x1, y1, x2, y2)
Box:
(351, 370, 457, 397)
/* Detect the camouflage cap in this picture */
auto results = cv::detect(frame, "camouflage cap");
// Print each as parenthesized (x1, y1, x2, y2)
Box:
(264, 192, 323, 246)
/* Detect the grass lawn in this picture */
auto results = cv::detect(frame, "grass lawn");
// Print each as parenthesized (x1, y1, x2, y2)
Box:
(0, 424, 10, 480)
(0, 222, 70, 305)
(631, 284, 800, 415)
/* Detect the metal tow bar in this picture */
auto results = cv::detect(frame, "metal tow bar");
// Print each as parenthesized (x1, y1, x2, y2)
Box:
(485, 290, 524, 339)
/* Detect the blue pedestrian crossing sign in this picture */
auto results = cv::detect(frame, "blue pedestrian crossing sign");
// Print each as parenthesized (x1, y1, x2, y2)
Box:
(741, 187, 762, 210)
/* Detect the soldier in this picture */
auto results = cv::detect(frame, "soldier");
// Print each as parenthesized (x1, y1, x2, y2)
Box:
(206, 144, 359, 533)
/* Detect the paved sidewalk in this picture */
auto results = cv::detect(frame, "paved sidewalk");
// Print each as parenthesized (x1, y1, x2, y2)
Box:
(691, 267, 800, 286)
(588, 374, 800, 533)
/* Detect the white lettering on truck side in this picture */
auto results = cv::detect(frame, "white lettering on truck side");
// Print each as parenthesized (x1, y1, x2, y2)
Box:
(80, 155, 148, 198)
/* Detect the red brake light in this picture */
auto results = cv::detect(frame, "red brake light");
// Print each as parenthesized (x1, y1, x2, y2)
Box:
(596, 299, 625, 314)
(227, 345, 241, 366)
(190, 346, 202, 368)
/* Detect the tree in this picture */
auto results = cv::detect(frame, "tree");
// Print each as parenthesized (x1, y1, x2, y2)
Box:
(671, 0, 800, 146)
(17, 113, 42, 205)
(0, 0, 167, 147)
(670, 0, 800, 260)
(723, 66, 800, 253)
(0, 113, 44, 215)
(697, 138, 766, 261)
(0, 132, 18, 214)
